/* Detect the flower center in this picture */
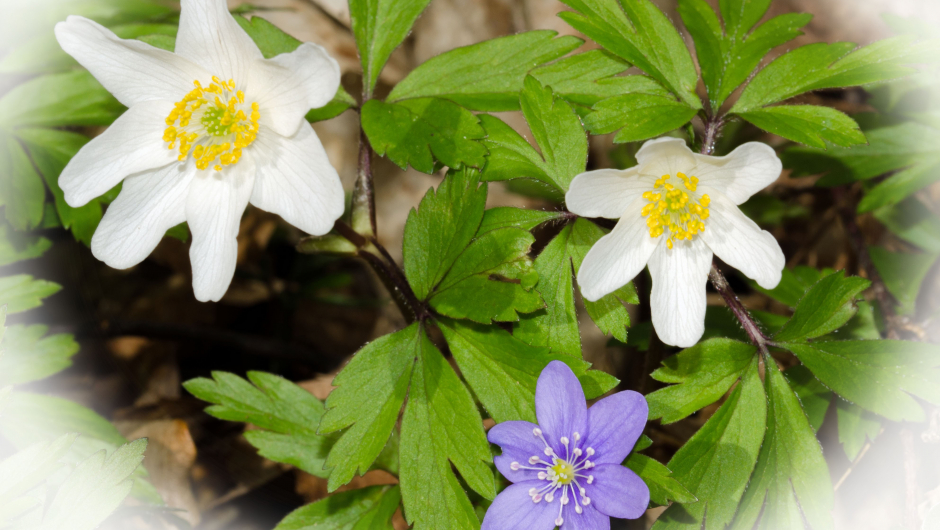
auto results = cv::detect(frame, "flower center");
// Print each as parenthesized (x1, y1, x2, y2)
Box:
(163, 77, 260, 172)
(508, 429, 596, 526)
(640, 172, 710, 250)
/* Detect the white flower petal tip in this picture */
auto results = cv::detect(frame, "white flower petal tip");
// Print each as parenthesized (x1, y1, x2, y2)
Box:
(176, 0, 263, 83)
(648, 240, 711, 348)
(565, 168, 652, 220)
(692, 142, 783, 204)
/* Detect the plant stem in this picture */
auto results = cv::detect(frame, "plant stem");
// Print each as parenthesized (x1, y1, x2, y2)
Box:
(700, 115, 725, 155)
(351, 128, 377, 236)
(709, 264, 771, 357)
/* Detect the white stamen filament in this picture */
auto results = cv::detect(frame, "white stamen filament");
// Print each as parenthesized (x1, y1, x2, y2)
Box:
(514, 428, 599, 518)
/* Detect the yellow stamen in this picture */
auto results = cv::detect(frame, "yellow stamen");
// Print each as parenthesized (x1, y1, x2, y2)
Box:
(639, 173, 709, 250)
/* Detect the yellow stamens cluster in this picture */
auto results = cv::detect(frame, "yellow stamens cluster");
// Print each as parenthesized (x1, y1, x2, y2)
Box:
(641, 172, 710, 250)
(163, 77, 260, 171)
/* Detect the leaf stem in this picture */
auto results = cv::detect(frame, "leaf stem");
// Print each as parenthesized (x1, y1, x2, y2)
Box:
(708, 264, 771, 357)
(700, 114, 725, 155)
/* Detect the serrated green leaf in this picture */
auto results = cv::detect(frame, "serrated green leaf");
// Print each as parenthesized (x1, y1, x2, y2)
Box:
(362, 98, 487, 174)
(476, 207, 561, 237)
(0, 325, 78, 386)
(873, 199, 940, 253)
(530, 49, 633, 107)
(652, 355, 765, 530)
(782, 340, 940, 423)
(399, 325, 494, 530)
(388, 31, 583, 111)
(0, 224, 51, 266)
(306, 86, 358, 123)
(183, 371, 334, 478)
(626, 453, 696, 506)
(558, 0, 701, 109)
(584, 93, 698, 143)
(836, 400, 881, 461)
(350, 0, 432, 94)
(235, 15, 302, 57)
(0, 434, 75, 526)
(773, 270, 870, 342)
(733, 36, 940, 113)
(859, 158, 940, 212)
(737, 105, 866, 148)
(428, 228, 543, 324)
(274, 485, 399, 530)
(731, 361, 834, 530)
(869, 246, 937, 315)
(782, 364, 832, 433)
(578, 369, 620, 398)
(0, 136, 46, 230)
(753, 266, 831, 307)
(319, 324, 419, 491)
(647, 338, 756, 424)
(0, 70, 123, 129)
(437, 317, 595, 423)
(719, 0, 772, 39)
(0, 275, 61, 314)
(403, 169, 487, 300)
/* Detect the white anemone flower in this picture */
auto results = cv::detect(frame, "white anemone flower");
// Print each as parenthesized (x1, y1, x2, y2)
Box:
(54, 0, 344, 302)
(565, 137, 785, 348)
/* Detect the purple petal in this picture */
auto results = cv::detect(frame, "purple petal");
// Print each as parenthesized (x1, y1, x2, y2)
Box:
(562, 501, 610, 530)
(535, 361, 587, 454)
(586, 390, 648, 465)
(586, 464, 650, 520)
(481, 481, 558, 530)
(488, 420, 547, 483)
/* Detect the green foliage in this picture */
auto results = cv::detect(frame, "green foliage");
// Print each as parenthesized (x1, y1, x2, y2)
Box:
(530, 50, 632, 108)
(319, 324, 419, 491)
(399, 325, 494, 530)
(584, 91, 699, 144)
(0, 325, 79, 387)
(183, 371, 339, 478)
(625, 453, 697, 506)
(388, 31, 583, 111)
(274, 486, 399, 530)
(873, 198, 940, 254)
(868, 246, 937, 315)
(647, 339, 756, 424)
(0, 225, 51, 266)
(835, 400, 881, 461)
(0, 433, 76, 527)
(350, 0, 432, 94)
(362, 98, 487, 174)
(476, 207, 562, 236)
(736, 105, 866, 148)
(0, 275, 61, 314)
(772, 270, 870, 342)
(732, 362, 833, 530)
(653, 356, 765, 530)
(783, 340, 940, 423)
(782, 365, 831, 432)
(480, 77, 587, 192)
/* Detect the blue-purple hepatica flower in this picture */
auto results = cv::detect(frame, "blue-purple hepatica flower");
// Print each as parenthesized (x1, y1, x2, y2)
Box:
(483, 361, 650, 530)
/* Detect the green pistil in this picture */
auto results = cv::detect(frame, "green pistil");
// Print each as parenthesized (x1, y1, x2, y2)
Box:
(201, 106, 232, 137)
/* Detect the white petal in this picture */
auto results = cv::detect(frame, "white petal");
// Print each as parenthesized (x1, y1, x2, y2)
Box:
(175, 0, 263, 84)
(565, 168, 654, 219)
(55, 16, 210, 107)
(248, 124, 344, 236)
(691, 142, 782, 204)
(701, 189, 785, 289)
(91, 164, 194, 269)
(635, 137, 696, 178)
(648, 238, 713, 348)
(60, 100, 180, 207)
(247, 43, 341, 137)
(186, 161, 256, 302)
(576, 197, 659, 301)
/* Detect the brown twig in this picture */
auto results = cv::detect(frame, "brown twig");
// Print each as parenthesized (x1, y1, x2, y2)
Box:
(700, 115, 725, 156)
(709, 264, 772, 358)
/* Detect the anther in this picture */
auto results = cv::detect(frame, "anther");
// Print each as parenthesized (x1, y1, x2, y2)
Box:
(533, 428, 542, 437)
(586, 448, 594, 457)
(582, 496, 591, 506)
(560, 437, 569, 446)
(587, 475, 594, 484)
(529, 456, 540, 465)
(573, 432, 580, 441)
(555, 517, 564, 526)
(510, 462, 520, 471)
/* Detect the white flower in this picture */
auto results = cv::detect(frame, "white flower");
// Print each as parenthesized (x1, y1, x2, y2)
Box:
(54, 0, 344, 302)
(565, 137, 785, 348)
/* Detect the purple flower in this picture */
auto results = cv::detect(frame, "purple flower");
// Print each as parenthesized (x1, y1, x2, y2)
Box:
(482, 361, 650, 530)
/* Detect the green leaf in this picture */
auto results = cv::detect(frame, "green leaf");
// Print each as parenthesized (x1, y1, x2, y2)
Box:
(388, 31, 583, 111)
(362, 98, 487, 174)
(558, 0, 702, 109)
(782, 340, 940, 423)
(753, 266, 830, 307)
(34, 438, 147, 530)
(403, 169, 487, 300)
(428, 228, 543, 324)
(306, 86, 358, 123)
(0, 224, 51, 266)
(731, 362, 834, 530)
(479, 77, 587, 193)
(869, 246, 937, 315)
(836, 400, 881, 462)
(584, 93, 699, 143)
(782, 365, 832, 433)
(235, 15, 302, 57)
(399, 325, 494, 530)
(476, 207, 562, 236)
(437, 318, 596, 423)
(0, 275, 61, 314)
(0, 136, 46, 230)
(647, 338, 756, 424)
(719, 0, 772, 39)
(652, 355, 765, 530)
(0, 434, 75, 526)
(319, 324, 420, 491)
(530, 49, 633, 107)
(0, 70, 123, 129)
(625, 453, 696, 506)
(274, 485, 399, 530)
(350, 0, 432, 93)
(137, 34, 175, 52)
(773, 270, 870, 342)
(859, 158, 940, 212)
(737, 105, 866, 148)
(732, 36, 940, 113)
(578, 369, 620, 399)
(0, 325, 79, 386)
(183, 371, 334, 478)
(873, 199, 940, 253)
